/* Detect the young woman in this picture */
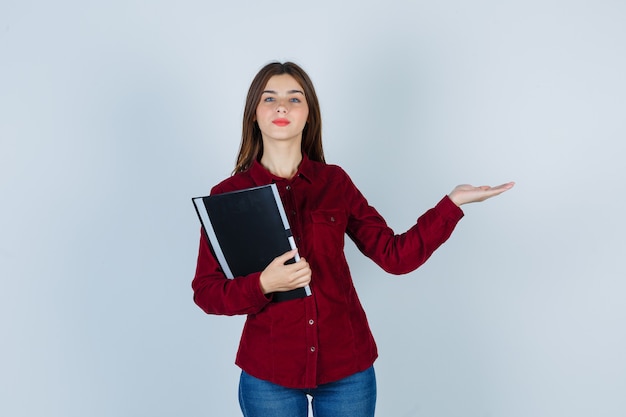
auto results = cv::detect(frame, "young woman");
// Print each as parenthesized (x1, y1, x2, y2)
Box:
(192, 61, 514, 417)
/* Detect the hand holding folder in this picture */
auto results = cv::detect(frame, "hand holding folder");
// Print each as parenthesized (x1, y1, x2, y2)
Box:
(258, 248, 312, 296)
(192, 184, 312, 302)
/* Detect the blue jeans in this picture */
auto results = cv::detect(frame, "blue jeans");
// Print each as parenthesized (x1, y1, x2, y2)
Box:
(238, 366, 376, 417)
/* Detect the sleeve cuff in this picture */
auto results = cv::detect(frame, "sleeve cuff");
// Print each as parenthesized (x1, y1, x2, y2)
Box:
(437, 195, 465, 222)
(244, 272, 273, 306)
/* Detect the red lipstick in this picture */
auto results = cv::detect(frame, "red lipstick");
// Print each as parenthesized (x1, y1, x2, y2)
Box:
(272, 118, 290, 127)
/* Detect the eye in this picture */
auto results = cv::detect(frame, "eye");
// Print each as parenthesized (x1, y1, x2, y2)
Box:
(263, 97, 275, 102)
(290, 97, 302, 103)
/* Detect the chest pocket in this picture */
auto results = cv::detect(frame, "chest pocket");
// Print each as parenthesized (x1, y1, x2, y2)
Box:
(310, 209, 347, 257)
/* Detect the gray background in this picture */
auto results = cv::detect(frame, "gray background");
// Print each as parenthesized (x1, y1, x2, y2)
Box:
(1, 1, 625, 416)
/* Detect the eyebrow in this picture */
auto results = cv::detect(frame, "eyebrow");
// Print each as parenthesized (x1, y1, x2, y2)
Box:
(262, 89, 305, 95)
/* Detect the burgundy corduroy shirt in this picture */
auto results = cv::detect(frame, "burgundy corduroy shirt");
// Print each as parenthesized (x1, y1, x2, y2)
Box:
(192, 155, 464, 388)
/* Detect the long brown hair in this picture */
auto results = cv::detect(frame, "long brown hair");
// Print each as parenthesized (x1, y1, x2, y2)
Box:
(233, 62, 324, 174)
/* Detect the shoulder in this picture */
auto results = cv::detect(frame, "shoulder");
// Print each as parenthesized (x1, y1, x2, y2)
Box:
(307, 160, 352, 184)
(210, 171, 255, 195)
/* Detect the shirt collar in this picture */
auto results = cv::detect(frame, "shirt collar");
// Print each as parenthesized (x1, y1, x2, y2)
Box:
(249, 154, 314, 185)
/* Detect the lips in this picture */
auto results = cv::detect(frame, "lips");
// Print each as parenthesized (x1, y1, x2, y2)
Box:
(272, 118, 290, 127)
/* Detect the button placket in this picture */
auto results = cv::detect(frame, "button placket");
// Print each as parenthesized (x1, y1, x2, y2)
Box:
(281, 181, 304, 251)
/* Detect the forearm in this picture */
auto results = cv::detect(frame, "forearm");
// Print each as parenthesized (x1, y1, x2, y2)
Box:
(351, 195, 464, 274)
(192, 234, 271, 315)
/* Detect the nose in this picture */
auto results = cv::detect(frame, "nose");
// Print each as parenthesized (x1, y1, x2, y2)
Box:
(276, 98, 289, 113)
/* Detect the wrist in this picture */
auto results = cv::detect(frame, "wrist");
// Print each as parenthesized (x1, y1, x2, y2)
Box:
(259, 272, 272, 295)
(447, 193, 463, 207)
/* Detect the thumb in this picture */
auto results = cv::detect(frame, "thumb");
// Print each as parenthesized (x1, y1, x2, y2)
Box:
(275, 248, 298, 264)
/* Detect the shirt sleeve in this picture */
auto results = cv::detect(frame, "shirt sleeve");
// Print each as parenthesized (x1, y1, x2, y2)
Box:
(342, 169, 464, 275)
(191, 232, 273, 315)
(191, 184, 273, 316)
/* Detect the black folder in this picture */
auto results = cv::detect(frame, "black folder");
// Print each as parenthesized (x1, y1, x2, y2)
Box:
(192, 184, 311, 302)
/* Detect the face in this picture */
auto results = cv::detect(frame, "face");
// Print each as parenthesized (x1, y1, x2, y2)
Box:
(255, 74, 309, 145)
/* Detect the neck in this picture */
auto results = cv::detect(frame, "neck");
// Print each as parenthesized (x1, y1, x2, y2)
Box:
(260, 140, 302, 179)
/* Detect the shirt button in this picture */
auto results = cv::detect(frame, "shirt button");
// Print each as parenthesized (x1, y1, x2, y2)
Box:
(308, 319, 314, 325)
(310, 347, 316, 352)
(286, 185, 292, 191)
(330, 216, 335, 222)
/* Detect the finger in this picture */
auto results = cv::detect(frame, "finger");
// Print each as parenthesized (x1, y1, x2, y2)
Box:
(489, 183, 515, 194)
(480, 184, 514, 200)
(286, 259, 311, 275)
(274, 249, 298, 264)
(292, 268, 312, 286)
(493, 182, 515, 190)
(297, 275, 312, 287)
